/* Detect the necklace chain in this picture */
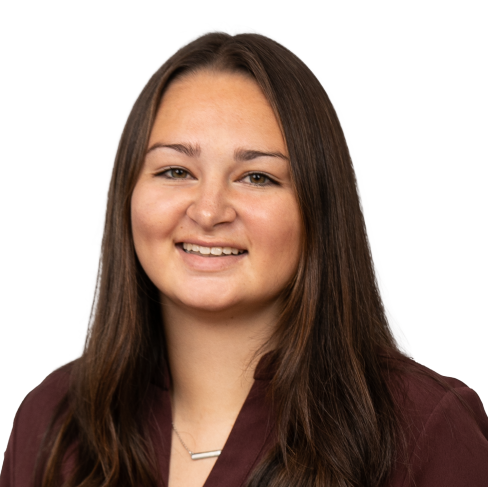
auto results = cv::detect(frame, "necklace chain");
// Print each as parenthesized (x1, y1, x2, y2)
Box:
(171, 422, 194, 455)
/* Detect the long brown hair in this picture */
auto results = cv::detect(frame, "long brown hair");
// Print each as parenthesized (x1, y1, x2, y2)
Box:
(39, 32, 412, 487)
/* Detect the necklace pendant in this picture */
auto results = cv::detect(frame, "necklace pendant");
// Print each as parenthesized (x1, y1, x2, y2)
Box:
(190, 449, 222, 460)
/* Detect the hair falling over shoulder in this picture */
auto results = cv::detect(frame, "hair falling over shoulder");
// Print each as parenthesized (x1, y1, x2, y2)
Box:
(38, 33, 418, 487)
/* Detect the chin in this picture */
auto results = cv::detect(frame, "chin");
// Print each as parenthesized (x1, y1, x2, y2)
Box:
(157, 279, 240, 311)
(178, 293, 243, 314)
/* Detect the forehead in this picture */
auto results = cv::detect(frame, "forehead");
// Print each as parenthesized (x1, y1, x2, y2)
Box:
(148, 70, 286, 152)
(161, 70, 270, 114)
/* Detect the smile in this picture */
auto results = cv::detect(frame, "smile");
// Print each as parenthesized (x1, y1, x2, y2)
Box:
(182, 242, 246, 257)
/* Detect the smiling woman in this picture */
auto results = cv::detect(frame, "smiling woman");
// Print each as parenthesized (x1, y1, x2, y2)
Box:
(1, 33, 487, 487)
(131, 73, 303, 485)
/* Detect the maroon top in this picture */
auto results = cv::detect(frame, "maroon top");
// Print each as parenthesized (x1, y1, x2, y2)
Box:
(1, 356, 488, 486)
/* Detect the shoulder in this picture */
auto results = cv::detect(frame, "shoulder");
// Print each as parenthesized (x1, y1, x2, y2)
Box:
(20, 361, 73, 405)
(387, 358, 488, 487)
(14, 362, 74, 432)
(391, 358, 473, 421)
(0, 362, 75, 487)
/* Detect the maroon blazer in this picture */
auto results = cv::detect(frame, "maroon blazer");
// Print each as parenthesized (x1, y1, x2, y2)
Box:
(1, 357, 488, 487)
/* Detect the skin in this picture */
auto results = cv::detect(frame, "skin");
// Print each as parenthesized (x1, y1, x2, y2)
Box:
(131, 70, 302, 487)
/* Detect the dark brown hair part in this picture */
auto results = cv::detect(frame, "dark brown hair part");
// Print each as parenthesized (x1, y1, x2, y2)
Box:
(38, 32, 421, 487)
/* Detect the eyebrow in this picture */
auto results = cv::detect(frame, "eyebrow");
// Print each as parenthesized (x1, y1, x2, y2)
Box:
(146, 142, 289, 162)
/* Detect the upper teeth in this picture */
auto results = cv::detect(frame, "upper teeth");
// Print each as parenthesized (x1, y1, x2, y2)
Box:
(182, 242, 243, 256)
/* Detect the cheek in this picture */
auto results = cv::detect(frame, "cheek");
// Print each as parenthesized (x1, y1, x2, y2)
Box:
(245, 194, 302, 271)
(130, 184, 182, 251)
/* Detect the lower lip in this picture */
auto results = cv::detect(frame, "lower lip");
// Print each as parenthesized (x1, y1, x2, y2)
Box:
(176, 245, 247, 271)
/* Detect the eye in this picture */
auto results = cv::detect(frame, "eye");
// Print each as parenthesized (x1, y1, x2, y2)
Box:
(242, 172, 275, 186)
(157, 167, 192, 179)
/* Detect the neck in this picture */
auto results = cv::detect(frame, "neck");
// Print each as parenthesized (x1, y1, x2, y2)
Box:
(162, 299, 278, 428)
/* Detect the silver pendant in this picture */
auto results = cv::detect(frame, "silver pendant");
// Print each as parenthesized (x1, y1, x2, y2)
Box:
(191, 449, 222, 460)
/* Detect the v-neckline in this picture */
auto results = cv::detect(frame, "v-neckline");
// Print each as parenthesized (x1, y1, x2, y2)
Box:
(149, 354, 276, 487)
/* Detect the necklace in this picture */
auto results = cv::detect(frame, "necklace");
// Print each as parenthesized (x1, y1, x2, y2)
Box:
(171, 422, 222, 460)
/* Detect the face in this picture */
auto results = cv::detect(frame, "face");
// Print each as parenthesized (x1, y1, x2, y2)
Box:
(131, 71, 302, 316)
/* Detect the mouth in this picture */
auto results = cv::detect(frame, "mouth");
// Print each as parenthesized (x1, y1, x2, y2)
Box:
(178, 242, 247, 257)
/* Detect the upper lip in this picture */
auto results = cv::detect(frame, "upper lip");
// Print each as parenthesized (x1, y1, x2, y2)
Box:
(177, 239, 246, 251)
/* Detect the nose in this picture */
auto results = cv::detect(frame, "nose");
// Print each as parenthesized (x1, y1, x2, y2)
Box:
(186, 179, 237, 231)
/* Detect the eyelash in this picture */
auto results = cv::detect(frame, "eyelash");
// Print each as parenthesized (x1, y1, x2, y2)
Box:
(155, 167, 277, 187)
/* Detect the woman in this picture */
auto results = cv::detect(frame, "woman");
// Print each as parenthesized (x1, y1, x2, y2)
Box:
(1, 32, 487, 487)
